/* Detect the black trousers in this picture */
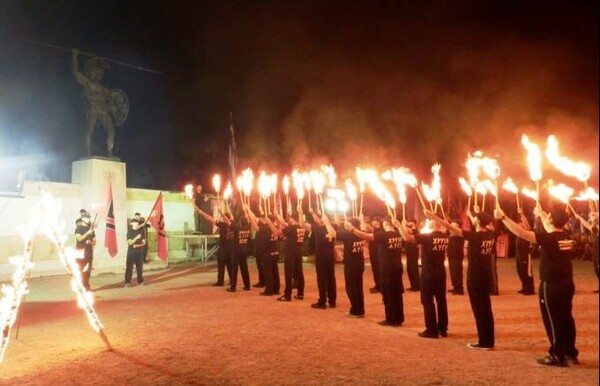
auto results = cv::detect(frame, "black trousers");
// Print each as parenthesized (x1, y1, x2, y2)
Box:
(516, 252, 535, 293)
(539, 280, 578, 360)
(283, 253, 304, 298)
(125, 250, 144, 285)
(255, 255, 265, 285)
(467, 277, 494, 347)
(490, 254, 499, 294)
(217, 250, 232, 285)
(231, 253, 250, 290)
(406, 249, 420, 290)
(420, 273, 448, 333)
(315, 257, 336, 305)
(380, 264, 404, 324)
(76, 256, 93, 290)
(262, 256, 281, 295)
(448, 253, 464, 292)
(369, 248, 380, 290)
(344, 258, 365, 315)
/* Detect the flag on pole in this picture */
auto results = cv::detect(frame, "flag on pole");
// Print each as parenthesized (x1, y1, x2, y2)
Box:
(104, 177, 118, 257)
(228, 111, 238, 207)
(148, 192, 168, 262)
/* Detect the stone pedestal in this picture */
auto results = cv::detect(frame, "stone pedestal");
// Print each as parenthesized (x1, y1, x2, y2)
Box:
(72, 157, 127, 269)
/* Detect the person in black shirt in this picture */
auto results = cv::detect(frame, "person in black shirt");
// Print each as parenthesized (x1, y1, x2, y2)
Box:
(496, 205, 579, 367)
(276, 204, 308, 301)
(447, 219, 465, 295)
(248, 206, 282, 296)
(124, 218, 147, 287)
(397, 217, 449, 338)
(193, 204, 233, 287)
(75, 210, 96, 291)
(220, 205, 252, 292)
(404, 219, 420, 292)
(352, 216, 404, 326)
(427, 209, 495, 350)
(338, 217, 367, 317)
(571, 210, 598, 293)
(515, 208, 535, 295)
(310, 209, 337, 309)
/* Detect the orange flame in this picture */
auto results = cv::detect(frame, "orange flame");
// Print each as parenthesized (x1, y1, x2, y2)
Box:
(521, 135, 543, 182)
(545, 135, 591, 182)
(502, 177, 518, 194)
(212, 174, 222, 193)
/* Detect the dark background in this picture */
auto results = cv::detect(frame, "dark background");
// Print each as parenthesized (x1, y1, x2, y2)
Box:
(0, 0, 598, 193)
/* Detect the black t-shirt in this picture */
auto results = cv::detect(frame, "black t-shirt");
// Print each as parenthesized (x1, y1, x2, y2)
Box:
(373, 230, 403, 271)
(447, 234, 464, 259)
(313, 224, 335, 260)
(336, 228, 366, 263)
(535, 231, 574, 282)
(282, 224, 306, 257)
(462, 230, 495, 282)
(255, 223, 281, 259)
(368, 227, 383, 260)
(415, 231, 448, 280)
(233, 223, 252, 256)
(404, 240, 419, 258)
(216, 221, 234, 253)
(127, 228, 144, 250)
(75, 224, 95, 258)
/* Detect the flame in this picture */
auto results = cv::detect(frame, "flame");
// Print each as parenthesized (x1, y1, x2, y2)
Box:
(521, 135, 543, 182)
(419, 219, 434, 234)
(282, 175, 290, 195)
(548, 181, 574, 204)
(356, 167, 366, 192)
(345, 179, 358, 201)
(502, 177, 518, 194)
(482, 179, 497, 197)
(1, 192, 110, 362)
(258, 171, 271, 198)
(223, 182, 233, 200)
(458, 177, 472, 196)
(310, 170, 326, 195)
(574, 186, 599, 201)
(521, 186, 538, 201)
(321, 165, 337, 187)
(240, 168, 254, 197)
(184, 184, 194, 200)
(545, 135, 591, 182)
(421, 163, 442, 203)
(212, 174, 222, 193)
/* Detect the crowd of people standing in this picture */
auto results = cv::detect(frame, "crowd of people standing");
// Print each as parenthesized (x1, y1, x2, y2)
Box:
(188, 196, 598, 368)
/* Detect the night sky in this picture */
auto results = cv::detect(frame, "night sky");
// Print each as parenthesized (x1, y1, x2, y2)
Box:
(0, 1, 598, 192)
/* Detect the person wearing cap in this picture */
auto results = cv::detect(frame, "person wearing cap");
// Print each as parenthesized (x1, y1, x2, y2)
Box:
(495, 205, 579, 367)
(426, 208, 496, 350)
(134, 212, 150, 262)
(75, 210, 96, 291)
(124, 217, 147, 287)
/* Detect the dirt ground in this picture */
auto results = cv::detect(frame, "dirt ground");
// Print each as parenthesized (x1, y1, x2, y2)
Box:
(0, 256, 598, 385)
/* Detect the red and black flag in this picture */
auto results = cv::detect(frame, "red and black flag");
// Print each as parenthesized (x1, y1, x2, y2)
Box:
(104, 177, 118, 257)
(148, 192, 168, 262)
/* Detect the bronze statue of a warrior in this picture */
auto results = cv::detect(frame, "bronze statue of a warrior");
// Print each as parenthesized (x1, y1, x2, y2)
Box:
(71, 49, 129, 158)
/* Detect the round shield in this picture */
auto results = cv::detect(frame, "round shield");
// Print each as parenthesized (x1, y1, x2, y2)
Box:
(108, 88, 129, 126)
